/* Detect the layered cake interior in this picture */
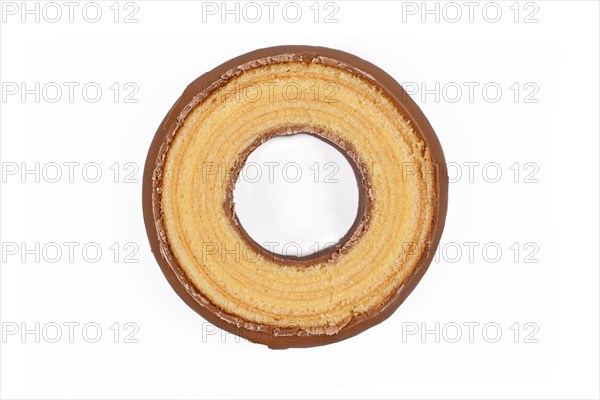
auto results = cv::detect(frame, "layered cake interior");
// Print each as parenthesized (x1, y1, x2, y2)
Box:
(159, 58, 436, 335)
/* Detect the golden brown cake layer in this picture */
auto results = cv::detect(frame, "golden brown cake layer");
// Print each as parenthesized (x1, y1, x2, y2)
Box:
(143, 46, 448, 348)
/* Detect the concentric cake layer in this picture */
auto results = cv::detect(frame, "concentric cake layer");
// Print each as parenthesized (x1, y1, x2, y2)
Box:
(158, 57, 437, 335)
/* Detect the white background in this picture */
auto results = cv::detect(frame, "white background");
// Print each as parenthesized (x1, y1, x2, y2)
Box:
(234, 133, 361, 257)
(1, 1, 599, 399)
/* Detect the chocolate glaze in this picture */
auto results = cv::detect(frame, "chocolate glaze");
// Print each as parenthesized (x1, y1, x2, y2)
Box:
(142, 45, 449, 349)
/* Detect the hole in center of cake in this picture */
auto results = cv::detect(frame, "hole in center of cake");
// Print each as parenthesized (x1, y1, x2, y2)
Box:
(232, 132, 361, 260)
